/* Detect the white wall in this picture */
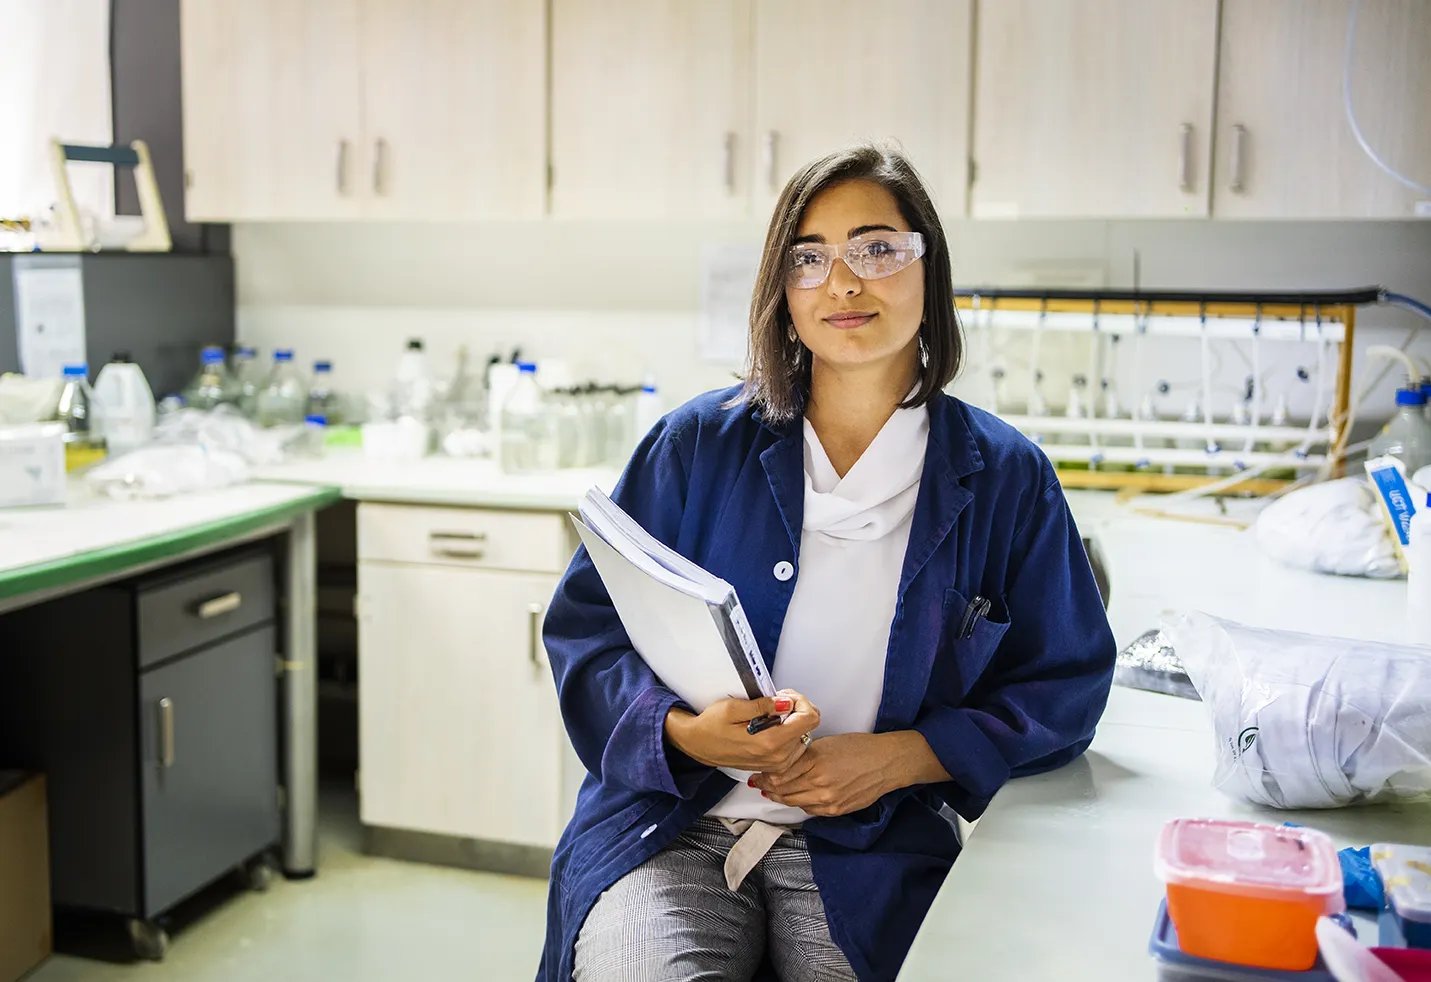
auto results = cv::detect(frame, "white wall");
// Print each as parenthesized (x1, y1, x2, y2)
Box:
(234, 218, 1431, 424)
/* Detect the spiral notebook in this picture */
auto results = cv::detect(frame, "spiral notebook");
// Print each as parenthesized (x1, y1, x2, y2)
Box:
(571, 487, 776, 716)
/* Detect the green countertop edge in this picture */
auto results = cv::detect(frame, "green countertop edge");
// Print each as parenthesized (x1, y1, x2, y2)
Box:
(0, 486, 342, 601)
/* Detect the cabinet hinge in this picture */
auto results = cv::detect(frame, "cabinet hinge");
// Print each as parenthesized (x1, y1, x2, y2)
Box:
(546, 162, 555, 190)
(354, 769, 362, 793)
(277, 785, 287, 811)
(352, 594, 361, 620)
(967, 158, 978, 188)
(274, 655, 285, 678)
(184, 169, 193, 190)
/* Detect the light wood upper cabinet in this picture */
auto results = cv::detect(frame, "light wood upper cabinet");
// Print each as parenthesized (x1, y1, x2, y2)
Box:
(752, 0, 974, 220)
(1214, 0, 1431, 219)
(549, 0, 754, 220)
(181, 0, 545, 222)
(358, 0, 546, 220)
(181, 0, 364, 220)
(970, 0, 1219, 219)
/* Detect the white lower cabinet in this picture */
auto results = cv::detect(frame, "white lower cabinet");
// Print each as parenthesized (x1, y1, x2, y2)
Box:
(356, 503, 583, 851)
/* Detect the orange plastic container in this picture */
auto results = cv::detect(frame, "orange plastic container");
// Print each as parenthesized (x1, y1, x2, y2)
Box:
(1155, 819, 1345, 972)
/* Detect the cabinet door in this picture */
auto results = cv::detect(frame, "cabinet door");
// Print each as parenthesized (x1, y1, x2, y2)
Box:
(550, 0, 753, 219)
(139, 628, 280, 917)
(970, 0, 1218, 218)
(181, 0, 364, 220)
(358, 563, 565, 848)
(1214, 0, 1431, 218)
(752, 0, 973, 219)
(358, 0, 547, 220)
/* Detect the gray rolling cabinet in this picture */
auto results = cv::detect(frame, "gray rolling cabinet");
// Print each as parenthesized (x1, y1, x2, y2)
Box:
(0, 546, 281, 960)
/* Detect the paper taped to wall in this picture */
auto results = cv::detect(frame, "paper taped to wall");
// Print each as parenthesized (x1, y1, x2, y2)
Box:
(699, 244, 759, 365)
(12, 255, 86, 379)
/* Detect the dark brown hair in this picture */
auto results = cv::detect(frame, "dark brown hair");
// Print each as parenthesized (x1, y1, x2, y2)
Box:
(737, 142, 964, 424)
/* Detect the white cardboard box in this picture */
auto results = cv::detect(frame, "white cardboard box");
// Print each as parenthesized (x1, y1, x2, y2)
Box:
(0, 423, 66, 508)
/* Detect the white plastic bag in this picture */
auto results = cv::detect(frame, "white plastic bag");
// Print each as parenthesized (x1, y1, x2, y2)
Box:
(86, 444, 250, 499)
(1255, 478, 1401, 579)
(1165, 611, 1431, 809)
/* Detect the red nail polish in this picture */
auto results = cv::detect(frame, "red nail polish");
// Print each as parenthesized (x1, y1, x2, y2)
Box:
(761, 791, 769, 798)
(773, 697, 794, 713)
(747, 777, 757, 788)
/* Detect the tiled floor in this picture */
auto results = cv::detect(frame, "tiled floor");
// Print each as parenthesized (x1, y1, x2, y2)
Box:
(28, 789, 549, 982)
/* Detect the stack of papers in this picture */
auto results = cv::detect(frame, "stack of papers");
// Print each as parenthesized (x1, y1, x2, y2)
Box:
(572, 487, 777, 715)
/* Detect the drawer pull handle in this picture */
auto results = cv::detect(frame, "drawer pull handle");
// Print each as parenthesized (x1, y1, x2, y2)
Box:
(528, 603, 544, 668)
(195, 591, 242, 619)
(158, 697, 176, 769)
(430, 530, 487, 559)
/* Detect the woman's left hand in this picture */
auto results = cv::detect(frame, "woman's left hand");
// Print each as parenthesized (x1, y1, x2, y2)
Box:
(749, 733, 900, 817)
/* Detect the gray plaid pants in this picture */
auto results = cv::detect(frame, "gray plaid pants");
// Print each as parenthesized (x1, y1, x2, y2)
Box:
(573, 817, 858, 982)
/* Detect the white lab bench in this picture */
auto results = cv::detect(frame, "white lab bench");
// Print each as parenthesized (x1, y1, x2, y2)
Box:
(0, 482, 341, 885)
(47, 455, 1408, 979)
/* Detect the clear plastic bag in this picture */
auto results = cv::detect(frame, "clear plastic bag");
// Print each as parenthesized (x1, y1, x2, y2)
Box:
(1165, 611, 1431, 809)
(1254, 478, 1401, 579)
(86, 444, 250, 499)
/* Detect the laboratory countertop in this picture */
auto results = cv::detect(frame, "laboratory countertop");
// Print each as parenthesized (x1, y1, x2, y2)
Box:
(256, 452, 1409, 649)
(898, 685, 1431, 982)
(251, 453, 620, 510)
(0, 483, 340, 602)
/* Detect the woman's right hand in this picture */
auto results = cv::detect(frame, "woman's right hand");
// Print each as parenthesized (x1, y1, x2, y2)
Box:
(664, 690, 820, 773)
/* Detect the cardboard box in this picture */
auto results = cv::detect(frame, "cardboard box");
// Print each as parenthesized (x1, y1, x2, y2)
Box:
(0, 773, 51, 982)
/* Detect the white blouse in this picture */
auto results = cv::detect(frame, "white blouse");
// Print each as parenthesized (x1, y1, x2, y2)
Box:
(708, 403, 930, 823)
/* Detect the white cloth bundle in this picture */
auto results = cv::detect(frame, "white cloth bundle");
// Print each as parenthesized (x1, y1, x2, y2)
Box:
(1166, 612, 1431, 809)
(1255, 478, 1401, 579)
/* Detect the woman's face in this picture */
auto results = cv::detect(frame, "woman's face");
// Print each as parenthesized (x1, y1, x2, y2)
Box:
(785, 179, 925, 376)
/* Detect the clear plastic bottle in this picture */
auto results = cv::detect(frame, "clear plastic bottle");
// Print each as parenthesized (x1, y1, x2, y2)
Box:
(1368, 387, 1431, 475)
(499, 363, 557, 474)
(307, 360, 343, 424)
(553, 388, 585, 469)
(183, 345, 240, 410)
(256, 349, 308, 427)
(233, 345, 265, 418)
(56, 363, 105, 469)
(93, 352, 155, 457)
(393, 338, 434, 422)
(603, 386, 635, 468)
(634, 375, 663, 441)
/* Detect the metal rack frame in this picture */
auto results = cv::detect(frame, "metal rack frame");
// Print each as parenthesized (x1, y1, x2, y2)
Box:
(952, 288, 1371, 494)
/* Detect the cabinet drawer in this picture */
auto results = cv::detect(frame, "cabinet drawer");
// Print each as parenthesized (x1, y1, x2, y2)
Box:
(137, 553, 275, 669)
(357, 503, 575, 574)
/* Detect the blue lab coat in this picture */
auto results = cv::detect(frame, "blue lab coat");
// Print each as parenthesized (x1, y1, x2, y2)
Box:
(537, 386, 1115, 982)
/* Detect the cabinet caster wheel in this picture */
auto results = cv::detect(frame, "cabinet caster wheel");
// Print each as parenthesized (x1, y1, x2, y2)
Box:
(246, 859, 275, 893)
(127, 919, 169, 961)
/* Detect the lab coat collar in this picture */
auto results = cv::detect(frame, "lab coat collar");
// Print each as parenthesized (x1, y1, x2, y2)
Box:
(757, 391, 983, 552)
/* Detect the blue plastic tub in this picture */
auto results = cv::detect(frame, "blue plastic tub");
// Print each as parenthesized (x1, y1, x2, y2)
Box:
(1150, 900, 1342, 981)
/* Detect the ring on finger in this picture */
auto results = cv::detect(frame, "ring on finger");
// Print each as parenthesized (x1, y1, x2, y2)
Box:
(800, 732, 812, 746)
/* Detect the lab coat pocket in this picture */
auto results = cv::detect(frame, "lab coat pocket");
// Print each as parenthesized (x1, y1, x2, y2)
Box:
(935, 587, 1012, 701)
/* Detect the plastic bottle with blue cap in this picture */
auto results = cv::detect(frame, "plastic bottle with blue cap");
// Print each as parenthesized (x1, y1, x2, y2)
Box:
(1368, 386, 1431, 476)
(500, 362, 557, 474)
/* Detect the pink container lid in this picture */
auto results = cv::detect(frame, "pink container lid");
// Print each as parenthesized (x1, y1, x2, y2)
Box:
(1155, 819, 1346, 911)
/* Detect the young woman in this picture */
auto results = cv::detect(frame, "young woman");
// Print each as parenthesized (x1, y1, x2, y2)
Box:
(538, 145, 1115, 982)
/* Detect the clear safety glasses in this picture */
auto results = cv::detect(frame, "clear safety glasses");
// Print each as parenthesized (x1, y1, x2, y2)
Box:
(785, 231, 926, 290)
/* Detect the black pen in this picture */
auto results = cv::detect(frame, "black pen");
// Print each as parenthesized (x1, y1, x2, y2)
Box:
(746, 695, 796, 735)
(959, 595, 992, 639)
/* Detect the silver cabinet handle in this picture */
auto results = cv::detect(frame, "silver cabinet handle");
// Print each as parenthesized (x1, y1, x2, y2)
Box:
(763, 130, 779, 193)
(527, 603, 543, 668)
(337, 139, 349, 195)
(429, 530, 487, 559)
(1178, 123, 1194, 192)
(373, 138, 387, 195)
(722, 132, 736, 194)
(195, 591, 242, 619)
(158, 697, 175, 769)
(1229, 124, 1247, 194)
